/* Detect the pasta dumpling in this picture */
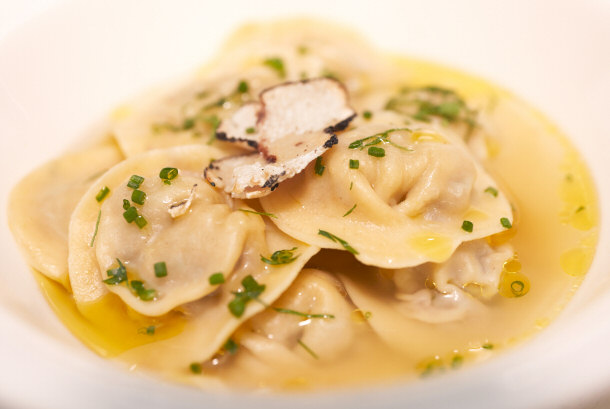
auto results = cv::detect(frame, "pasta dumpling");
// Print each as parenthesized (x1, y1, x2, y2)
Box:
(68, 145, 318, 313)
(111, 20, 388, 159)
(261, 113, 514, 268)
(236, 269, 358, 364)
(8, 138, 123, 286)
(340, 239, 513, 353)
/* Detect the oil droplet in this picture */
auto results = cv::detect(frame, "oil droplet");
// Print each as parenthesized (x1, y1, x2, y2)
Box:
(560, 247, 594, 277)
(503, 258, 522, 273)
(351, 309, 373, 323)
(498, 270, 530, 298)
(463, 208, 488, 224)
(411, 131, 446, 144)
(409, 234, 453, 262)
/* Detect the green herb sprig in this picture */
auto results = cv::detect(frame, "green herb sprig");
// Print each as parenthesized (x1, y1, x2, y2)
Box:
(103, 259, 156, 301)
(238, 209, 277, 219)
(318, 230, 359, 255)
(228, 275, 266, 317)
(261, 247, 299, 265)
(89, 210, 102, 247)
(263, 57, 286, 78)
(348, 128, 412, 153)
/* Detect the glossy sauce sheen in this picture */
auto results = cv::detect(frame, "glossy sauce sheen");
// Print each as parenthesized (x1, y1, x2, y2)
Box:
(24, 22, 599, 391)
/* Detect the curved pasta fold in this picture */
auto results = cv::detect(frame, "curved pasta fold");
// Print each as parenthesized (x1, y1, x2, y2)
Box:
(340, 239, 513, 353)
(8, 138, 123, 286)
(236, 269, 358, 364)
(68, 145, 319, 366)
(261, 114, 514, 268)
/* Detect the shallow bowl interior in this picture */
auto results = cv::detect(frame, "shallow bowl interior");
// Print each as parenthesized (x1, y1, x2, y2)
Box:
(0, 1, 608, 408)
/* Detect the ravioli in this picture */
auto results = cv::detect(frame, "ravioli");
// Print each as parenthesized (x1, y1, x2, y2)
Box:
(237, 269, 358, 363)
(111, 20, 388, 159)
(261, 113, 514, 268)
(8, 138, 123, 286)
(340, 239, 514, 353)
(118, 221, 319, 371)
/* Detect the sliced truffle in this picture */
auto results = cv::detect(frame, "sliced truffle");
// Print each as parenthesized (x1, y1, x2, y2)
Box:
(257, 78, 355, 162)
(205, 78, 356, 198)
(215, 102, 261, 150)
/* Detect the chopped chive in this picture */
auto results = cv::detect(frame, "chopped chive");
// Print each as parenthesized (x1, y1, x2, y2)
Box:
(159, 167, 178, 185)
(131, 189, 147, 205)
(314, 157, 325, 176)
(272, 307, 334, 319)
(123, 199, 131, 210)
(228, 275, 266, 318)
(237, 208, 277, 219)
(575, 205, 586, 213)
(237, 80, 249, 93)
(130, 280, 156, 301)
(362, 110, 373, 120)
(263, 57, 286, 78)
(123, 206, 138, 223)
(320, 68, 339, 80)
(228, 296, 246, 318)
(368, 146, 385, 157)
(224, 338, 239, 355)
(343, 204, 357, 217)
(95, 186, 110, 202)
(510, 280, 525, 297)
(348, 128, 412, 151)
(297, 340, 319, 360)
(349, 182, 353, 190)
(135, 215, 148, 229)
(204, 115, 221, 145)
(318, 229, 359, 255)
(261, 247, 299, 265)
(89, 210, 102, 247)
(154, 262, 167, 278)
(103, 259, 127, 285)
(482, 343, 494, 350)
(484, 186, 499, 197)
(189, 363, 202, 374)
(461, 220, 473, 233)
(127, 175, 144, 189)
(349, 159, 359, 169)
(138, 325, 156, 335)
(451, 355, 464, 369)
(182, 117, 196, 130)
(209, 272, 225, 285)
(245, 127, 256, 134)
(500, 217, 512, 229)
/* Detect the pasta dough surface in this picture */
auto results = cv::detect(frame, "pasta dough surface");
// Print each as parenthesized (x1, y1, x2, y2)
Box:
(262, 116, 513, 268)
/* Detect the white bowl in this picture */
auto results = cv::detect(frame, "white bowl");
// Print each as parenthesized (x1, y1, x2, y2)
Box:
(0, 1, 609, 408)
